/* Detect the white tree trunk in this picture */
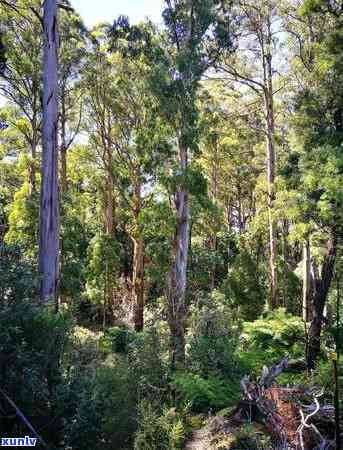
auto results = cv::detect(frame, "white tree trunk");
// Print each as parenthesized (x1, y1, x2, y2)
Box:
(39, 0, 60, 304)
(263, 13, 278, 309)
(167, 136, 190, 369)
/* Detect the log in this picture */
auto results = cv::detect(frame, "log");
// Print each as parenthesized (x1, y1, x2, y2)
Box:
(232, 358, 336, 449)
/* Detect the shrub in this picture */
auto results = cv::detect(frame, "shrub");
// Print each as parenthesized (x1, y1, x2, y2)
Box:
(0, 245, 74, 445)
(134, 400, 187, 450)
(171, 372, 240, 413)
(242, 308, 305, 358)
(100, 325, 136, 354)
(221, 246, 268, 321)
(228, 424, 272, 450)
(187, 290, 241, 377)
(65, 363, 136, 450)
(128, 327, 168, 400)
(0, 300, 72, 444)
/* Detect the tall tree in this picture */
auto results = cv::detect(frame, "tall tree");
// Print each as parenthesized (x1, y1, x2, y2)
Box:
(0, 0, 42, 193)
(284, 0, 343, 367)
(150, 0, 234, 368)
(39, 0, 59, 303)
(58, 6, 86, 193)
(220, 0, 281, 308)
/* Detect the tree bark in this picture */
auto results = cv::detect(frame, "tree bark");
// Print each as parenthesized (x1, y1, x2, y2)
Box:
(105, 148, 115, 236)
(209, 140, 219, 290)
(307, 236, 336, 369)
(132, 236, 145, 332)
(263, 14, 278, 309)
(29, 112, 38, 194)
(167, 136, 190, 369)
(60, 94, 68, 194)
(39, 0, 60, 305)
(302, 238, 312, 322)
(282, 219, 290, 309)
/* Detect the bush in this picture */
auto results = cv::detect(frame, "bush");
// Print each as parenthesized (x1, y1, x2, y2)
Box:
(0, 300, 72, 444)
(228, 424, 272, 450)
(134, 400, 187, 450)
(221, 246, 268, 321)
(65, 363, 136, 450)
(242, 308, 305, 358)
(100, 325, 137, 354)
(187, 291, 241, 377)
(0, 244, 37, 302)
(0, 245, 74, 445)
(171, 372, 239, 413)
(128, 327, 168, 400)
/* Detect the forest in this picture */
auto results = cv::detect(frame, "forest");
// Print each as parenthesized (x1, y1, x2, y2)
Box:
(0, 0, 342, 448)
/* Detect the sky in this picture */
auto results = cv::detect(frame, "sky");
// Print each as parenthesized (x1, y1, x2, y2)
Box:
(70, 0, 164, 28)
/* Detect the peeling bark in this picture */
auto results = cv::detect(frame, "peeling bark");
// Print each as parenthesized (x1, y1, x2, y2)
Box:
(60, 94, 68, 194)
(167, 136, 190, 369)
(39, 0, 60, 305)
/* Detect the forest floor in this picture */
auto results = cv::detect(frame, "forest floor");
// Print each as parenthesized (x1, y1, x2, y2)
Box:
(185, 426, 212, 450)
(184, 416, 271, 450)
(184, 416, 238, 450)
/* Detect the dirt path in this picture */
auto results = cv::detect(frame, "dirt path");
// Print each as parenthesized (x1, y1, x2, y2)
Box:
(185, 427, 212, 450)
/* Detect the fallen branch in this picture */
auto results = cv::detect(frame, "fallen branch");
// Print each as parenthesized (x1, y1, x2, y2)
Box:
(0, 388, 47, 447)
(230, 358, 336, 449)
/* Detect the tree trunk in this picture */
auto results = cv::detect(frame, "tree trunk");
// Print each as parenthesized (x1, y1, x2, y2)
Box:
(105, 148, 115, 236)
(282, 219, 290, 309)
(263, 17, 278, 309)
(29, 124, 38, 194)
(28, 91, 39, 194)
(302, 238, 312, 322)
(167, 136, 190, 369)
(209, 141, 218, 290)
(39, 0, 59, 305)
(307, 236, 336, 369)
(132, 236, 145, 332)
(60, 95, 67, 194)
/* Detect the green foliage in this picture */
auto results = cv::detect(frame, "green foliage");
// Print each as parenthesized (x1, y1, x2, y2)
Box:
(134, 400, 187, 450)
(242, 309, 305, 364)
(85, 232, 122, 305)
(0, 296, 72, 442)
(100, 325, 137, 353)
(0, 243, 37, 301)
(5, 184, 39, 257)
(228, 424, 272, 450)
(221, 244, 268, 321)
(187, 291, 241, 377)
(60, 196, 91, 300)
(66, 327, 170, 449)
(65, 363, 136, 450)
(171, 372, 239, 413)
(128, 327, 168, 400)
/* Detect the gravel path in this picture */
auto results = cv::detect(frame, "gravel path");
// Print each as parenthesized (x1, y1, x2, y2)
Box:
(185, 427, 212, 450)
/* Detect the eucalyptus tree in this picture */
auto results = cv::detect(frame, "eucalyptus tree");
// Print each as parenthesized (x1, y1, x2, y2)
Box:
(284, 0, 343, 367)
(39, 0, 59, 303)
(111, 57, 171, 332)
(83, 23, 171, 330)
(58, 6, 86, 193)
(219, 0, 283, 309)
(82, 25, 118, 239)
(148, 0, 236, 367)
(0, 0, 43, 193)
(198, 82, 264, 291)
